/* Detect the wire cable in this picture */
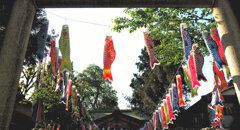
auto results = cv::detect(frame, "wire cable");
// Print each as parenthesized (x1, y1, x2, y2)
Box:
(46, 11, 112, 27)
(155, 61, 184, 109)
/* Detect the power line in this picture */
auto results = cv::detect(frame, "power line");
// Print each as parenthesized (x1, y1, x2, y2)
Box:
(46, 11, 112, 28)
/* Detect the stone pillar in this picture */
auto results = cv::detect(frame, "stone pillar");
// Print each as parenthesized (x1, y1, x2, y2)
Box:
(213, 0, 240, 104)
(0, 0, 36, 129)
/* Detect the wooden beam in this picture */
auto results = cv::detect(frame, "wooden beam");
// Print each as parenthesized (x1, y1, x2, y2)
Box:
(35, 0, 216, 8)
(0, 0, 36, 129)
(213, 0, 240, 104)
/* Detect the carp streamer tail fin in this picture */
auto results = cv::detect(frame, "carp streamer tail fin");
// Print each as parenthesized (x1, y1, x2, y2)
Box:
(103, 69, 113, 82)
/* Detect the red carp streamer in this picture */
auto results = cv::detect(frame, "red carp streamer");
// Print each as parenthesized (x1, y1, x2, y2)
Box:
(176, 75, 186, 107)
(50, 40, 57, 76)
(213, 59, 228, 91)
(143, 32, 160, 69)
(66, 80, 72, 111)
(188, 54, 201, 88)
(103, 36, 116, 82)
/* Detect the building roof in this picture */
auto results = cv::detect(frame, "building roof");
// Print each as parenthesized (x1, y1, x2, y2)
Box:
(89, 109, 149, 129)
(221, 86, 235, 96)
(89, 109, 149, 121)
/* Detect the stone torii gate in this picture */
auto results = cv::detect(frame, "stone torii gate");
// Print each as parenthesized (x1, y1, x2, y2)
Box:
(0, 0, 240, 129)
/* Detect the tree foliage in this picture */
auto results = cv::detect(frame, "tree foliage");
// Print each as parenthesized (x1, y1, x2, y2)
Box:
(0, 1, 52, 66)
(1, 2, 53, 103)
(17, 65, 38, 104)
(24, 9, 54, 66)
(74, 64, 118, 110)
(113, 8, 215, 115)
(126, 47, 189, 115)
(30, 63, 61, 110)
(15, 9, 56, 105)
(112, 8, 215, 65)
(30, 62, 73, 128)
(28, 63, 118, 127)
(0, 1, 13, 47)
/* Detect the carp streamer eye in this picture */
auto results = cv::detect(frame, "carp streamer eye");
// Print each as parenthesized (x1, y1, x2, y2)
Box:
(183, 31, 187, 36)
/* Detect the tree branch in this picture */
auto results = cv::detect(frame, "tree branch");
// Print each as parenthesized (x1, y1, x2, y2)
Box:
(184, 11, 214, 22)
(22, 70, 27, 80)
(28, 70, 37, 87)
(167, 18, 214, 22)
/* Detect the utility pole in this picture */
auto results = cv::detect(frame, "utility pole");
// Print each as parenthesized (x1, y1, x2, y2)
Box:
(0, 0, 36, 129)
(212, 0, 240, 104)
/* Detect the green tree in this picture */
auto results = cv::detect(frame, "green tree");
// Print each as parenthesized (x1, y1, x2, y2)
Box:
(126, 48, 187, 115)
(1, 4, 51, 103)
(0, 1, 14, 47)
(15, 8, 58, 104)
(112, 8, 215, 65)
(74, 64, 118, 110)
(30, 63, 61, 111)
(17, 65, 38, 104)
(1, 3, 52, 103)
(24, 9, 54, 66)
(29, 63, 118, 127)
(30, 62, 73, 128)
(0, 2, 52, 66)
(113, 8, 214, 115)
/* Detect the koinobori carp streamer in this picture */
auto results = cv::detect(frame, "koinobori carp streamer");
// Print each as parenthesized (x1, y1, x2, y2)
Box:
(143, 32, 160, 69)
(211, 28, 228, 66)
(180, 23, 193, 61)
(50, 40, 57, 76)
(59, 24, 72, 72)
(192, 43, 207, 82)
(166, 94, 176, 121)
(176, 75, 186, 107)
(171, 83, 180, 114)
(188, 54, 201, 88)
(202, 30, 226, 70)
(36, 18, 49, 61)
(213, 59, 228, 91)
(103, 36, 116, 82)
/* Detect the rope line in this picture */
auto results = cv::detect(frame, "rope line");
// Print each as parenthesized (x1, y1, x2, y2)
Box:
(155, 60, 184, 110)
(46, 11, 112, 27)
(168, 61, 184, 88)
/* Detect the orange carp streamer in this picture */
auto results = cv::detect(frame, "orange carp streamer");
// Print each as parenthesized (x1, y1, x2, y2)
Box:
(103, 36, 116, 82)
(176, 75, 186, 107)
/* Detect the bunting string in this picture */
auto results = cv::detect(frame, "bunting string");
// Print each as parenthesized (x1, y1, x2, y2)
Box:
(142, 23, 230, 129)
(46, 11, 111, 27)
(155, 61, 183, 108)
